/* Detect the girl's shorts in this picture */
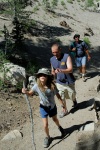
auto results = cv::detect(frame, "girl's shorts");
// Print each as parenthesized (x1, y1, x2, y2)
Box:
(40, 104, 57, 118)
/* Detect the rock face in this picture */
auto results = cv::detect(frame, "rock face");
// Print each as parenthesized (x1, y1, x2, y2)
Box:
(75, 121, 100, 150)
(75, 127, 100, 150)
(0, 63, 26, 85)
(75, 97, 100, 150)
(96, 80, 100, 92)
(28, 76, 36, 89)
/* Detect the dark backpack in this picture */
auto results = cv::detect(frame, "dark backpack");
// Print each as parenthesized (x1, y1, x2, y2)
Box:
(71, 40, 85, 57)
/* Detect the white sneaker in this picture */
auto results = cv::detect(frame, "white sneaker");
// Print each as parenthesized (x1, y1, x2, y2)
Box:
(59, 111, 69, 118)
(43, 137, 51, 148)
(82, 76, 86, 82)
(77, 74, 82, 79)
(82, 74, 86, 82)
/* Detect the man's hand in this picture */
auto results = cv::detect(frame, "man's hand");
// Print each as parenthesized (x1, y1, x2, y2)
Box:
(55, 68, 62, 73)
(63, 108, 67, 113)
(72, 47, 76, 51)
(87, 55, 91, 61)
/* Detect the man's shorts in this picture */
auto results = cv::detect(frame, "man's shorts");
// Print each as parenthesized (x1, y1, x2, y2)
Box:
(56, 83, 76, 101)
(40, 104, 57, 118)
(75, 56, 86, 67)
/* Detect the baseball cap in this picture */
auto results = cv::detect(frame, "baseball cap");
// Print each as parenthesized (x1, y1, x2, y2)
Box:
(73, 34, 80, 39)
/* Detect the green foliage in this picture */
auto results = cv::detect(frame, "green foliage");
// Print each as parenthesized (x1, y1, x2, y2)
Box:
(0, 51, 9, 65)
(42, 0, 51, 8)
(0, 52, 9, 81)
(0, 30, 3, 36)
(3, 25, 14, 57)
(85, 0, 94, 7)
(51, 0, 58, 8)
(33, 5, 39, 13)
(2, 0, 33, 58)
(0, 80, 3, 88)
(83, 37, 91, 47)
(67, 0, 73, 4)
(55, 38, 61, 43)
(61, 0, 66, 6)
(0, 51, 10, 88)
(26, 61, 39, 75)
(16, 80, 23, 91)
(1, 0, 32, 17)
(0, 80, 9, 91)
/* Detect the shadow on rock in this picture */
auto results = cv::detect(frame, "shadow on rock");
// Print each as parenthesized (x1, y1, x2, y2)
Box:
(69, 98, 95, 114)
(86, 71, 99, 79)
(48, 121, 93, 150)
(48, 134, 69, 150)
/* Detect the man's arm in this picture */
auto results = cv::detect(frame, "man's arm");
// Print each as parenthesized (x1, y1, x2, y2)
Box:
(83, 42, 91, 61)
(85, 49, 91, 61)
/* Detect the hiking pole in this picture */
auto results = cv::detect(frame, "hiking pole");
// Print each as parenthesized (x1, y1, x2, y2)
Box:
(12, 71, 36, 150)
(23, 80, 36, 150)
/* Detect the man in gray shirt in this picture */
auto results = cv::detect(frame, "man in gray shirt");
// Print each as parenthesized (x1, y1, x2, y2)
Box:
(69, 34, 91, 82)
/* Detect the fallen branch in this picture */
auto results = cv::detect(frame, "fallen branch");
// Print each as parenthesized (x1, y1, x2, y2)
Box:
(0, 16, 11, 21)
(23, 81, 36, 150)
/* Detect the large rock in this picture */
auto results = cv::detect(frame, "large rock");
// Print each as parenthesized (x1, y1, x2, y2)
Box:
(28, 76, 38, 95)
(28, 76, 36, 89)
(79, 122, 95, 131)
(75, 120, 100, 150)
(96, 80, 100, 92)
(75, 96, 100, 150)
(75, 130, 100, 150)
(1, 130, 23, 141)
(0, 63, 26, 85)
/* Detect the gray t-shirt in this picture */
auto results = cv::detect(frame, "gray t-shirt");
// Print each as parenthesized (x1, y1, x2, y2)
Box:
(31, 83, 58, 108)
(70, 40, 88, 57)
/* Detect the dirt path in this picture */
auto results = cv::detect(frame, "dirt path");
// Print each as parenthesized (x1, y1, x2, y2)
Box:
(0, 1, 100, 149)
(0, 72, 100, 150)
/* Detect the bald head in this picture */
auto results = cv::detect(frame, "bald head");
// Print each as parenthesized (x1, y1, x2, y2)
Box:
(51, 44, 61, 59)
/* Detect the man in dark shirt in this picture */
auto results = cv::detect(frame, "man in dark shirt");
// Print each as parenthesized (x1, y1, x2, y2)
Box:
(69, 34, 91, 82)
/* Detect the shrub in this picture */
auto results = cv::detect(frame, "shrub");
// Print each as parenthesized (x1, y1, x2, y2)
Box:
(67, 0, 73, 4)
(0, 51, 10, 88)
(61, 1, 65, 6)
(85, 0, 94, 7)
(33, 6, 39, 13)
(77, 0, 80, 2)
(83, 37, 91, 47)
(51, 0, 58, 8)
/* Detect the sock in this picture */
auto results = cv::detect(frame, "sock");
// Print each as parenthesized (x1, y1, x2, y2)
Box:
(82, 74, 85, 77)
(58, 126, 64, 133)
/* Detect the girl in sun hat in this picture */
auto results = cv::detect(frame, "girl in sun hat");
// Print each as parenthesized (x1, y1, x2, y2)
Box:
(22, 68, 66, 148)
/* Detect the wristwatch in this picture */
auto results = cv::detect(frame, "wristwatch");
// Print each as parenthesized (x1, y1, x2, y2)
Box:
(61, 105, 65, 108)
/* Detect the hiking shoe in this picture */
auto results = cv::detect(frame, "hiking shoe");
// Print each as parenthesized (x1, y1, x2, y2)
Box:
(77, 74, 82, 79)
(82, 76, 86, 82)
(58, 126, 66, 137)
(72, 100, 78, 108)
(43, 137, 51, 148)
(59, 111, 68, 118)
(82, 74, 86, 82)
